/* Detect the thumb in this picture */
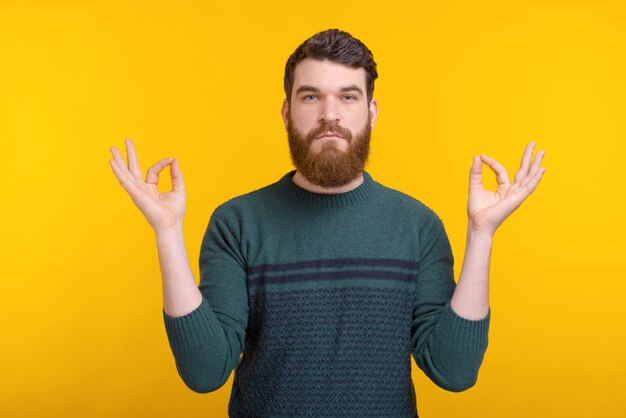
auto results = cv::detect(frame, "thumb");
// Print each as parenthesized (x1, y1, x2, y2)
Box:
(469, 155, 483, 192)
(170, 159, 186, 191)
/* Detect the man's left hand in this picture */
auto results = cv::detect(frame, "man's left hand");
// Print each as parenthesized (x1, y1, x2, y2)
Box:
(467, 141, 546, 235)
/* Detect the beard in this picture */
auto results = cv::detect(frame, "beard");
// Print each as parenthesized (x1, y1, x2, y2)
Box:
(286, 110, 372, 188)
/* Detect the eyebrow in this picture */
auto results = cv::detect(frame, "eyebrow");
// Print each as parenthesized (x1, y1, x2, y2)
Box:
(295, 84, 364, 96)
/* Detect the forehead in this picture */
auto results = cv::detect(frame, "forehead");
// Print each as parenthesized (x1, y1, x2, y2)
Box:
(293, 58, 367, 92)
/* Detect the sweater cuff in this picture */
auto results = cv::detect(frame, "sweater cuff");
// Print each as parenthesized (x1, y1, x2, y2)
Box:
(432, 301, 490, 354)
(162, 297, 222, 354)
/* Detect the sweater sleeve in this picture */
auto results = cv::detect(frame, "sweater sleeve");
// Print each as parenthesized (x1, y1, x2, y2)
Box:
(410, 212, 490, 392)
(162, 211, 248, 393)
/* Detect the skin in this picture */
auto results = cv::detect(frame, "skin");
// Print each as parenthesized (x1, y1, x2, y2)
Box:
(108, 59, 546, 320)
(279, 59, 546, 319)
(281, 58, 378, 194)
(453, 142, 546, 319)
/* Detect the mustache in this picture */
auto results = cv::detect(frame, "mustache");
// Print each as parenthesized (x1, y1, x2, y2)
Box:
(306, 123, 352, 144)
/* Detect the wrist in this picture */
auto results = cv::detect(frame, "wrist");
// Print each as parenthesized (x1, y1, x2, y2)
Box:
(155, 223, 184, 240)
(466, 225, 494, 244)
(467, 218, 496, 237)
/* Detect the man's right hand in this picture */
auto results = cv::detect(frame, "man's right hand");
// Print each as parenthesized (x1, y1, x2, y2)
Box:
(108, 138, 186, 233)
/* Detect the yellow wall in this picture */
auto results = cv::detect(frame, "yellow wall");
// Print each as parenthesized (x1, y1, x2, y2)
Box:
(1, 0, 624, 417)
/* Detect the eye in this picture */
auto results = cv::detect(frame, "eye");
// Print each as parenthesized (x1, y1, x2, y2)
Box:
(303, 95, 317, 101)
(343, 95, 357, 101)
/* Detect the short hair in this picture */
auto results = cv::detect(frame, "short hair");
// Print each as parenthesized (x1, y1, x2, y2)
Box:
(284, 28, 378, 105)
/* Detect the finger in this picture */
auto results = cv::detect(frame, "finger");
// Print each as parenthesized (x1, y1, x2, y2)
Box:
(520, 149, 545, 188)
(469, 155, 484, 192)
(513, 141, 535, 184)
(125, 138, 143, 180)
(520, 166, 547, 196)
(109, 146, 136, 185)
(528, 149, 545, 178)
(480, 154, 510, 185)
(146, 157, 175, 185)
(109, 158, 137, 194)
(110, 145, 127, 166)
(170, 159, 186, 192)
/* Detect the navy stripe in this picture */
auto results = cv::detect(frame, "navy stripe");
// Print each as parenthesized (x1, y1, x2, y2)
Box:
(248, 269, 416, 287)
(248, 257, 419, 275)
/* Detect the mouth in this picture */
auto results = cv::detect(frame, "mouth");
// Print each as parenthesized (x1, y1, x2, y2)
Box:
(316, 133, 343, 139)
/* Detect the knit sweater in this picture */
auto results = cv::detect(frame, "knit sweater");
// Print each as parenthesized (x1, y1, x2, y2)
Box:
(163, 170, 490, 418)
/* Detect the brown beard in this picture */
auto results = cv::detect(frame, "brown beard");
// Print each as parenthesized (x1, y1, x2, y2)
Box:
(286, 110, 372, 188)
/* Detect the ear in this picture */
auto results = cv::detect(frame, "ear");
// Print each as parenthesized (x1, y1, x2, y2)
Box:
(281, 99, 289, 130)
(369, 98, 378, 128)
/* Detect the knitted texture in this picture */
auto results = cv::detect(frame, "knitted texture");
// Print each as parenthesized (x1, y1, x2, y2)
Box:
(163, 170, 490, 417)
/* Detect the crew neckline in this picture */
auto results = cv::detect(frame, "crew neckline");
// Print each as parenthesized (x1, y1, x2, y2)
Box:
(276, 170, 379, 209)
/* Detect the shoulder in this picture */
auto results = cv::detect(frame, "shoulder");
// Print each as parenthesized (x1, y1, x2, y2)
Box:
(374, 180, 445, 227)
(372, 179, 451, 258)
(211, 179, 281, 223)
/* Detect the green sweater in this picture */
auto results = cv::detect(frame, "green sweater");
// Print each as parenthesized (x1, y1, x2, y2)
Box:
(163, 170, 490, 418)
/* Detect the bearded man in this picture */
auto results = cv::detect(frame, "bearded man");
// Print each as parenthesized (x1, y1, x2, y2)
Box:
(109, 28, 546, 418)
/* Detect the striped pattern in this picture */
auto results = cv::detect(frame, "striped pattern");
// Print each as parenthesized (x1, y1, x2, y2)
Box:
(248, 257, 420, 288)
(229, 258, 419, 417)
(162, 170, 490, 417)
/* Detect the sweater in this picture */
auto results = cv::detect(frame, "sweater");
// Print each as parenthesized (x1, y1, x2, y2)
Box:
(163, 169, 490, 418)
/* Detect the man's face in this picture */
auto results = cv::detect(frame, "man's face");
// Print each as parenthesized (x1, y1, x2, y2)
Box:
(281, 58, 378, 188)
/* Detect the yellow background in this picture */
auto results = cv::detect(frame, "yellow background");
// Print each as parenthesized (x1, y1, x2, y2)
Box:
(1, 0, 625, 416)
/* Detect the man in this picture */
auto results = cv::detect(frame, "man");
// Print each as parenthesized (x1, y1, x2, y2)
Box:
(109, 28, 546, 417)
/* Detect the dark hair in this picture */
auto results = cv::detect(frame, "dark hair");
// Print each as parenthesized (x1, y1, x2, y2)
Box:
(284, 28, 378, 105)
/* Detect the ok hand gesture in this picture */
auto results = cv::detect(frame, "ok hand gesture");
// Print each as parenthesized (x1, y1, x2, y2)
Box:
(467, 141, 546, 235)
(108, 138, 186, 233)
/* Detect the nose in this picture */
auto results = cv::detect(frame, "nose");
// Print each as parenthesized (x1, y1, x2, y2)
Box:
(318, 98, 340, 124)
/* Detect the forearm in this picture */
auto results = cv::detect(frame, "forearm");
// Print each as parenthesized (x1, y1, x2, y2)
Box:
(450, 227, 493, 320)
(155, 225, 203, 317)
(158, 221, 246, 393)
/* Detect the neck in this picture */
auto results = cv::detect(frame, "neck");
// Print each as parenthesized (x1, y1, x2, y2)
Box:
(291, 170, 364, 194)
